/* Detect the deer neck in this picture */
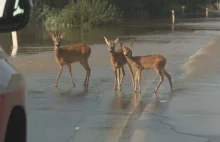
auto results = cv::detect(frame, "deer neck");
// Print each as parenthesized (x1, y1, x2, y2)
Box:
(125, 56, 137, 68)
(109, 51, 116, 58)
(54, 45, 61, 56)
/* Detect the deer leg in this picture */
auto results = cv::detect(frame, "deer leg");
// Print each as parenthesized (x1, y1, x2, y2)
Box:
(134, 70, 139, 92)
(79, 60, 91, 87)
(85, 60, 91, 87)
(114, 69, 118, 90)
(67, 64, 75, 87)
(127, 64, 135, 89)
(154, 68, 164, 94)
(162, 68, 173, 93)
(119, 67, 125, 86)
(117, 68, 121, 90)
(55, 65, 63, 87)
(137, 69, 142, 92)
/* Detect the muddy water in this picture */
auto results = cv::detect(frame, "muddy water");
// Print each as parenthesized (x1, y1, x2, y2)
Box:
(1, 20, 220, 142)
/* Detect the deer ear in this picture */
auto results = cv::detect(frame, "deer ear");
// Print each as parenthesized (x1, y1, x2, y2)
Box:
(129, 43, 134, 49)
(114, 38, 119, 44)
(60, 32, 65, 39)
(50, 32, 55, 38)
(104, 37, 109, 45)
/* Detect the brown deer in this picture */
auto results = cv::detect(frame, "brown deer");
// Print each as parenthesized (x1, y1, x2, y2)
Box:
(104, 37, 135, 91)
(50, 32, 91, 87)
(121, 42, 173, 93)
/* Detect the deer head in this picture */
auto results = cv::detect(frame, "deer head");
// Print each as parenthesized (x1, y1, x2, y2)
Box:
(50, 32, 65, 48)
(104, 37, 119, 53)
(121, 42, 133, 57)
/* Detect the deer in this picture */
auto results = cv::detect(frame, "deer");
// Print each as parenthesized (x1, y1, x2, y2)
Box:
(104, 37, 135, 91)
(121, 42, 173, 94)
(50, 32, 91, 88)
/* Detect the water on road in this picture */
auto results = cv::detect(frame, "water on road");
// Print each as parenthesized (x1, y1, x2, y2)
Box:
(1, 20, 220, 142)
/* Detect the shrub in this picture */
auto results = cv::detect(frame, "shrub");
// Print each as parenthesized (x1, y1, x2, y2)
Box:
(44, 0, 123, 29)
(29, 5, 50, 24)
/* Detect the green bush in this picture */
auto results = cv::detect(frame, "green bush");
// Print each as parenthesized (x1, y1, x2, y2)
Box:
(44, 0, 123, 29)
(29, 5, 50, 23)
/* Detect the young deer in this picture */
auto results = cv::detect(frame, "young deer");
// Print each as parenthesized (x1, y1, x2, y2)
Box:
(104, 37, 135, 90)
(121, 42, 173, 93)
(50, 32, 91, 87)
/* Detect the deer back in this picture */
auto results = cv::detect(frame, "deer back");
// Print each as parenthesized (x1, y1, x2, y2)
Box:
(55, 43, 91, 65)
(132, 54, 166, 70)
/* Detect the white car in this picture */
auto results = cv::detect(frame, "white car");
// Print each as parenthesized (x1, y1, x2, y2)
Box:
(0, 46, 27, 142)
(0, 0, 32, 141)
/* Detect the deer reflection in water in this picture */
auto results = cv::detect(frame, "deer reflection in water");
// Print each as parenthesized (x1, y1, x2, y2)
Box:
(110, 91, 160, 111)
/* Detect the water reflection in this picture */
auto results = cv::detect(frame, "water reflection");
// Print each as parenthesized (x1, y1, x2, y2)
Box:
(11, 45, 18, 57)
(0, 21, 202, 56)
(110, 90, 163, 113)
(111, 91, 127, 110)
(144, 95, 160, 114)
(55, 86, 88, 97)
(111, 91, 144, 111)
(108, 91, 162, 142)
(172, 24, 175, 32)
(131, 92, 142, 109)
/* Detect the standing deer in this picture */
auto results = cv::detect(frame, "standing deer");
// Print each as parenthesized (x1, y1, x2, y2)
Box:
(121, 42, 173, 93)
(50, 32, 91, 87)
(104, 37, 135, 90)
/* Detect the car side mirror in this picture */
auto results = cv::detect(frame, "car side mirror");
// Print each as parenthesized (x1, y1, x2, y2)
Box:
(0, 0, 32, 33)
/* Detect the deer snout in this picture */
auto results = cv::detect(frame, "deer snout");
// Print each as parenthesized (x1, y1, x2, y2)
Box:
(54, 42, 60, 47)
(109, 50, 113, 53)
(108, 46, 115, 53)
(108, 49, 113, 53)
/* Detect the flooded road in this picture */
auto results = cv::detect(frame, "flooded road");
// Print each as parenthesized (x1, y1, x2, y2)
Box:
(1, 20, 220, 142)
